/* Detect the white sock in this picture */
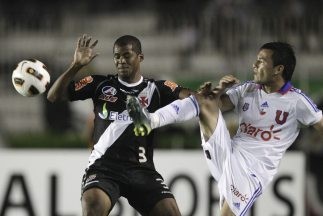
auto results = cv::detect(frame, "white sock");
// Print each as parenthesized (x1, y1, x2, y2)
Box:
(150, 95, 199, 129)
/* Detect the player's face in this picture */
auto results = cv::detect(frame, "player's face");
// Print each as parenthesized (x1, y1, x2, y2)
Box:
(113, 44, 143, 83)
(252, 49, 278, 85)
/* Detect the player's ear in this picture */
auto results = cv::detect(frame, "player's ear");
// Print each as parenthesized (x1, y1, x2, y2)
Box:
(138, 54, 144, 62)
(274, 65, 284, 75)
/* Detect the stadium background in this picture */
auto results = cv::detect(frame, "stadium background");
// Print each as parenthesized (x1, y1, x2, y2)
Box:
(0, 0, 322, 215)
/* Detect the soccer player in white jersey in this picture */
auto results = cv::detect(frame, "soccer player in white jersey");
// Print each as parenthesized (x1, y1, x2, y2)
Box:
(127, 42, 323, 216)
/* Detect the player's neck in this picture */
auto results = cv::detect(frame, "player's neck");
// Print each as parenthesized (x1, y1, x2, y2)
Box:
(263, 80, 286, 94)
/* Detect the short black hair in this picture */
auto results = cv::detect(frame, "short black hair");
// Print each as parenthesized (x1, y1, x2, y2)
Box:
(113, 35, 142, 54)
(260, 42, 296, 81)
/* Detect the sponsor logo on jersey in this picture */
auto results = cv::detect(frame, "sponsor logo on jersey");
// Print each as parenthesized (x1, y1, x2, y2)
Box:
(260, 101, 269, 115)
(261, 101, 268, 108)
(75, 76, 93, 91)
(99, 86, 118, 102)
(231, 184, 250, 204)
(98, 103, 108, 119)
(242, 103, 249, 111)
(239, 123, 281, 141)
(99, 107, 132, 122)
(99, 95, 118, 102)
(102, 86, 117, 95)
(108, 111, 132, 121)
(164, 80, 178, 92)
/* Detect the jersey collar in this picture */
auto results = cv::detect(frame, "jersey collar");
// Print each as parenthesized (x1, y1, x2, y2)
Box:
(277, 81, 292, 95)
(118, 76, 143, 87)
(258, 81, 292, 95)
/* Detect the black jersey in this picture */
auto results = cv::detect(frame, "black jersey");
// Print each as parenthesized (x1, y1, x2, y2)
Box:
(68, 74, 183, 170)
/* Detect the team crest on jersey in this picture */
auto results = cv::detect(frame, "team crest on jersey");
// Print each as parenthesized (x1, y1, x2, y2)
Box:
(75, 76, 93, 91)
(137, 92, 149, 108)
(275, 110, 289, 125)
(164, 80, 178, 92)
(139, 96, 149, 107)
(99, 86, 118, 102)
(242, 103, 249, 111)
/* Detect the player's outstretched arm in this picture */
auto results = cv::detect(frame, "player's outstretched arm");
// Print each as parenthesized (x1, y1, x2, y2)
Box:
(47, 34, 99, 102)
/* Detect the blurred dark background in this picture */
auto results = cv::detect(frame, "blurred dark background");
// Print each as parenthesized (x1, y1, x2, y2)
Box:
(0, 0, 323, 214)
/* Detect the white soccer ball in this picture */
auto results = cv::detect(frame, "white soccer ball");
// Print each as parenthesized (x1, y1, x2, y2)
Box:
(12, 59, 50, 97)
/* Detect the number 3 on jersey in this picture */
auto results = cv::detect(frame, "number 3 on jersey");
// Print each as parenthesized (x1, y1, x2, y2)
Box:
(138, 146, 147, 163)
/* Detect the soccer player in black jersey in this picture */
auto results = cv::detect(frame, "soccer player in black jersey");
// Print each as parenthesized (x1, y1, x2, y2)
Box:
(47, 34, 191, 216)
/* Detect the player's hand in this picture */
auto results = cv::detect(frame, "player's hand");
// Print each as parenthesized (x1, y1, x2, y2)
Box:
(197, 82, 213, 95)
(214, 75, 240, 93)
(72, 34, 99, 67)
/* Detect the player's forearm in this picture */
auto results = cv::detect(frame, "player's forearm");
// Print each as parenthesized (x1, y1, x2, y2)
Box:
(47, 63, 83, 102)
(178, 88, 194, 99)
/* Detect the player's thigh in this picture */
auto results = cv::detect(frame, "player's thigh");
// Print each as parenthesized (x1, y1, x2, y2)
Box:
(196, 94, 221, 141)
(126, 169, 178, 215)
(221, 201, 235, 216)
(81, 167, 121, 216)
(149, 197, 181, 216)
(82, 187, 111, 216)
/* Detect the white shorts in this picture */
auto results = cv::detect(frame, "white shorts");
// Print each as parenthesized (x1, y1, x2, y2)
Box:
(200, 111, 263, 216)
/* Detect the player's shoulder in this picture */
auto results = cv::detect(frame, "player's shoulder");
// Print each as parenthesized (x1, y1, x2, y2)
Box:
(287, 86, 316, 103)
(288, 86, 302, 94)
(143, 77, 158, 84)
(144, 77, 178, 87)
(287, 86, 310, 99)
(288, 86, 320, 110)
(229, 80, 258, 92)
(91, 74, 115, 81)
(82, 74, 107, 82)
(240, 80, 257, 87)
(76, 74, 118, 92)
